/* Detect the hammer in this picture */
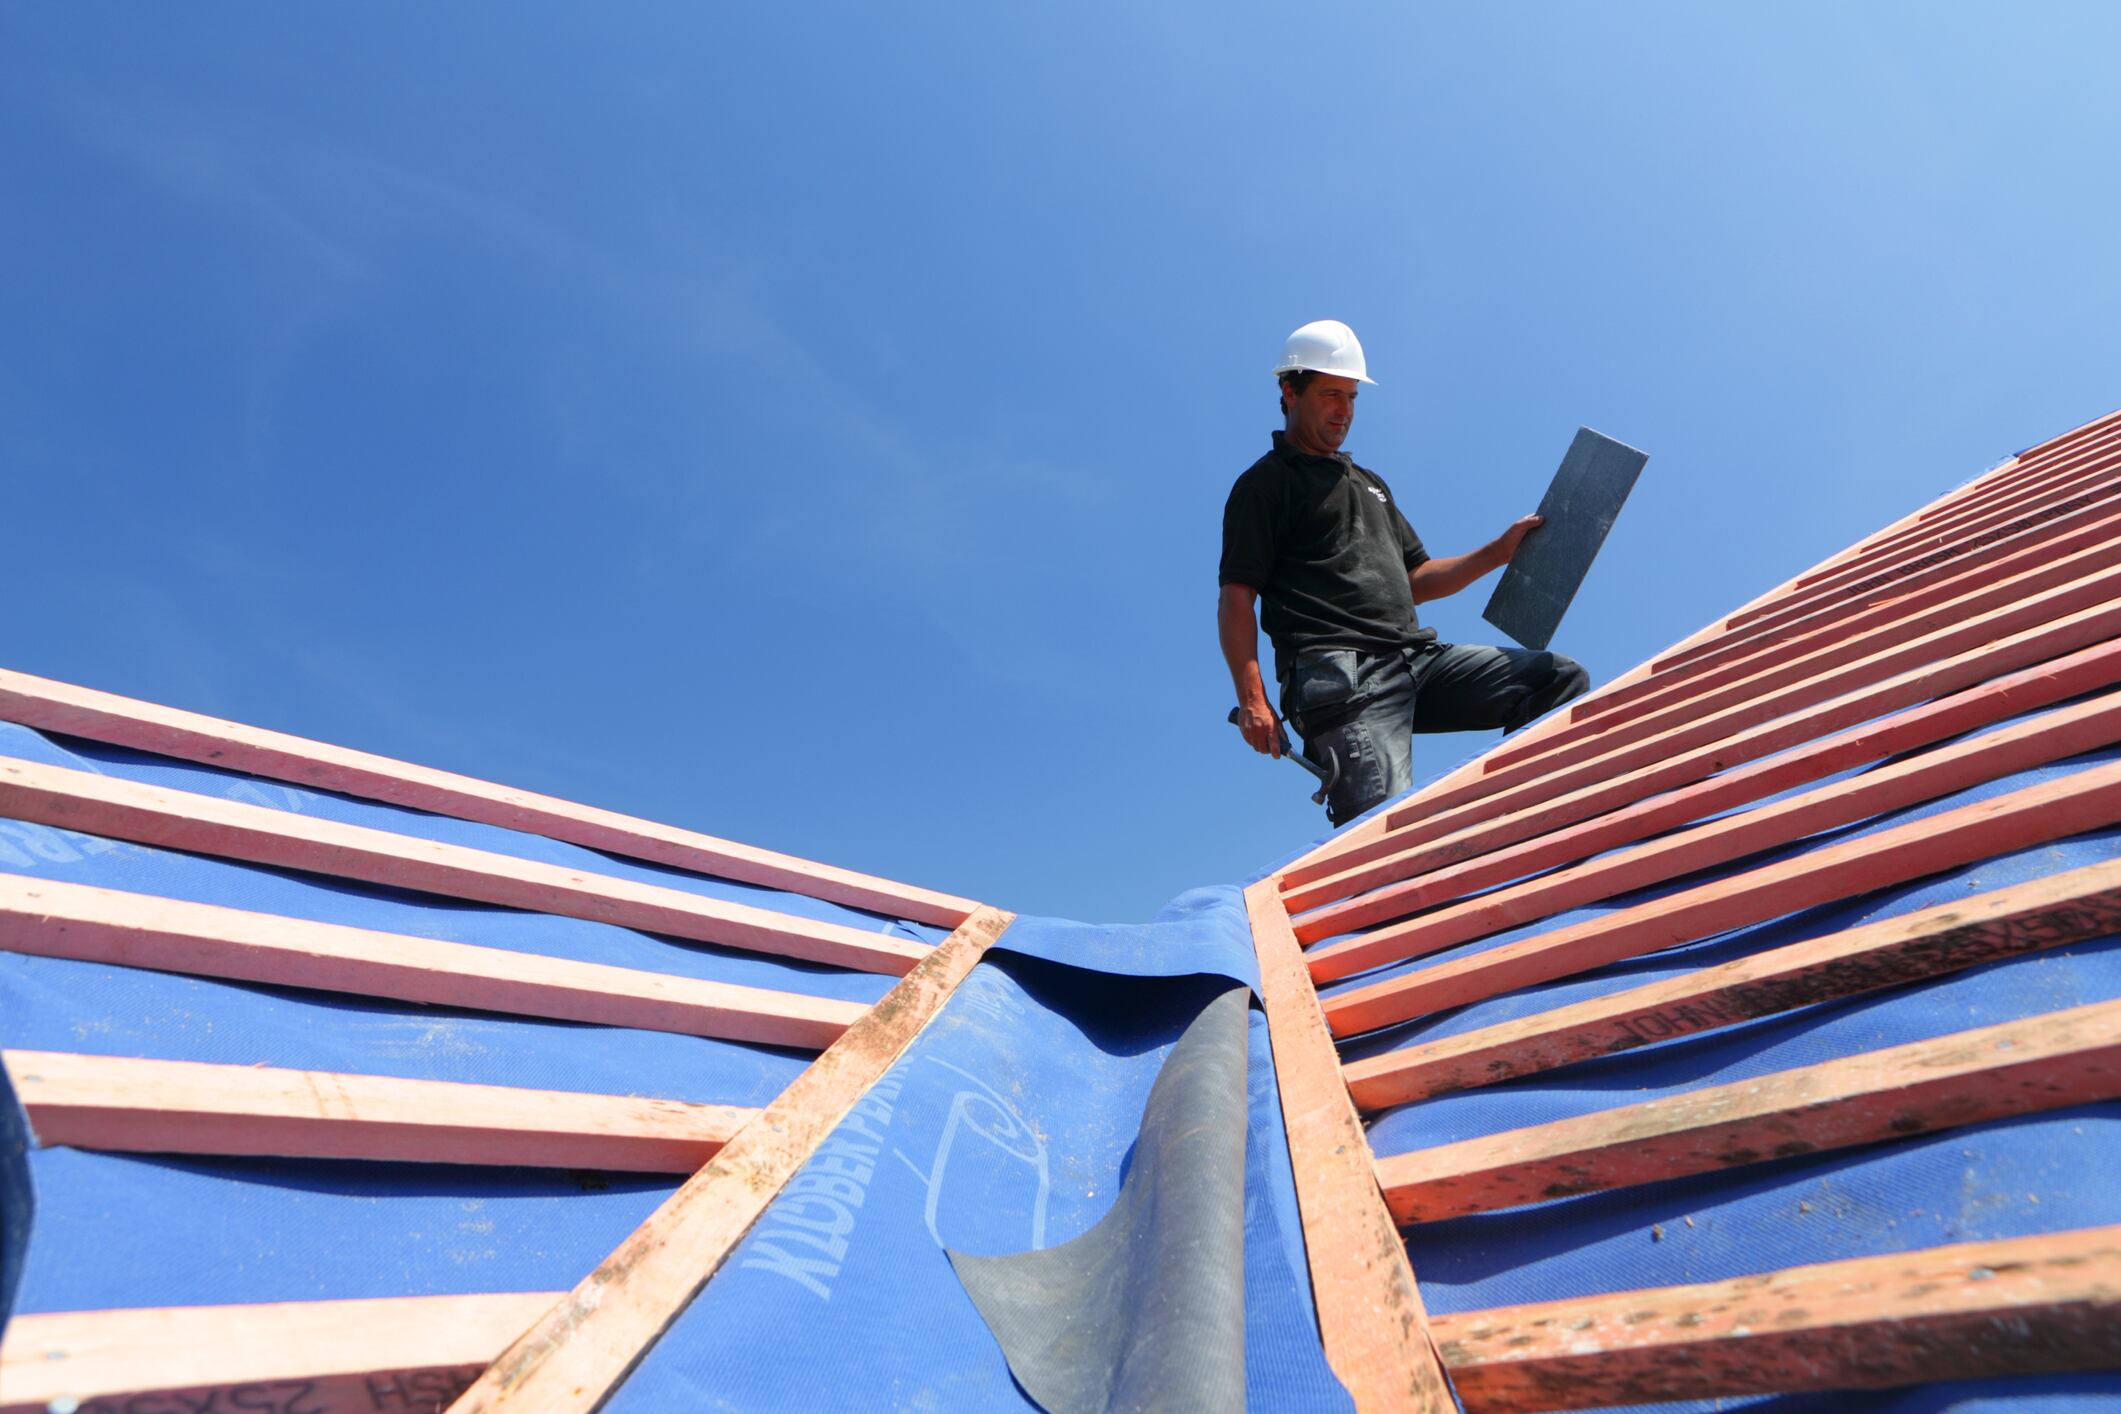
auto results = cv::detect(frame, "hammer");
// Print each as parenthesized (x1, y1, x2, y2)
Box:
(1227, 708, 1340, 805)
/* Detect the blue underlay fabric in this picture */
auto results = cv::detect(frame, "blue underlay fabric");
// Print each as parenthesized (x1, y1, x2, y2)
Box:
(3, 665, 2119, 1412)
(0, 717, 928, 1319)
(0, 726, 1352, 1411)
(602, 894, 1351, 1412)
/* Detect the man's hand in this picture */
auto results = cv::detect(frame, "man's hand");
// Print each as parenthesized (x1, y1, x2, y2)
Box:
(1408, 513, 1547, 604)
(1495, 512, 1543, 560)
(1235, 697, 1284, 757)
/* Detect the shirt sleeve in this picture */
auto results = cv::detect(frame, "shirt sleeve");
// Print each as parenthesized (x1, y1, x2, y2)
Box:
(1391, 501, 1428, 570)
(1219, 470, 1278, 588)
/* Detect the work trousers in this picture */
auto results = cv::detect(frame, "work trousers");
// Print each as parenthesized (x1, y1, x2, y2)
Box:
(1280, 642, 1590, 827)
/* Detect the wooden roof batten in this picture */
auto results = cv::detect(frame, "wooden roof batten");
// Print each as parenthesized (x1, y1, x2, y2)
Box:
(1433, 1227, 2121, 1411)
(1242, 404, 2121, 1410)
(0, 668, 978, 929)
(0, 754, 930, 975)
(0, 872, 865, 1051)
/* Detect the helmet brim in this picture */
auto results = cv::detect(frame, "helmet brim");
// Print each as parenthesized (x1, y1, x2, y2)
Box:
(1272, 364, 1377, 386)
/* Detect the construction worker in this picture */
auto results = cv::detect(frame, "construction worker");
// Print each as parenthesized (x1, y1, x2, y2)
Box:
(1218, 319, 1590, 826)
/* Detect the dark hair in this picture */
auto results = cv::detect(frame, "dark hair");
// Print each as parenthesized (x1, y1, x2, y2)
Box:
(1277, 369, 1317, 417)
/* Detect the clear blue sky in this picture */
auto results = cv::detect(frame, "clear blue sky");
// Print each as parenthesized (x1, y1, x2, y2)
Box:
(6, 4, 2117, 923)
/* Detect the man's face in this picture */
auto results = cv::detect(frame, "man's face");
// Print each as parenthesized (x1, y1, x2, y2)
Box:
(1284, 373, 1359, 456)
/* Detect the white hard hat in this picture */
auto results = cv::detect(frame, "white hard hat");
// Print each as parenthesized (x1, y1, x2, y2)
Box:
(1272, 319, 1375, 385)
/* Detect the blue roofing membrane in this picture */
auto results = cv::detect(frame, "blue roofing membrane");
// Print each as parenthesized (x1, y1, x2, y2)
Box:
(0, 717, 926, 1319)
(3, 706, 2118, 1408)
(0, 718, 1350, 1407)
(4, 689, 2118, 1413)
(607, 906, 1346, 1410)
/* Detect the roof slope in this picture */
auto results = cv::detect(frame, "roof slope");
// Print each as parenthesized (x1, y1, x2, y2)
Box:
(1256, 405, 2121, 1411)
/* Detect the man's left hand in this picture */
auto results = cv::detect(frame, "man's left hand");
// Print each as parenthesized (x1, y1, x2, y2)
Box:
(1496, 513, 1543, 560)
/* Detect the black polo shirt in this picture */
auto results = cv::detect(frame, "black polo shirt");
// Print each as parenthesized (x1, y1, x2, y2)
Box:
(1219, 432, 1435, 679)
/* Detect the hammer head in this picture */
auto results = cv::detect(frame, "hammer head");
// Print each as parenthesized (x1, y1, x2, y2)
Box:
(1306, 744, 1341, 806)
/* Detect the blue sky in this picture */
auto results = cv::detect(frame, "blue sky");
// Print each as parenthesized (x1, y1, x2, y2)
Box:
(5, 4, 2117, 923)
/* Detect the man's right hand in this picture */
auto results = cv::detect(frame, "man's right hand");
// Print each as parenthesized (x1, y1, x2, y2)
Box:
(1236, 698, 1284, 758)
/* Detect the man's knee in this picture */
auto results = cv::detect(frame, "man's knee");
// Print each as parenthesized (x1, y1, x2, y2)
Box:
(1507, 651, 1590, 730)
(1547, 652, 1590, 705)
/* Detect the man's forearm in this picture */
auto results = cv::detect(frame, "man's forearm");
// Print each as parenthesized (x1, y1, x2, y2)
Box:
(1407, 515, 1538, 604)
(1217, 585, 1271, 710)
(1219, 584, 1283, 756)
(1406, 543, 1506, 604)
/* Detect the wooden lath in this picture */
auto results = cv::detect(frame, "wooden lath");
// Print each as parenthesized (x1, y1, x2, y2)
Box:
(1288, 582, 2121, 894)
(1733, 449, 2121, 627)
(0, 873, 865, 1050)
(1543, 478, 2121, 753)
(4, 1048, 759, 1173)
(1399, 408, 2119, 783)
(1565, 491, 2121, 730)
(1305, 682, 2121, 976)
(1282, 600, 2121, 900)
(1947, 424, 2121, 515)
(1288, 635, 2121, 922)
(1704, 420, 2120, 627)
(1374, 996, 2121, 1223)
(0, 667, 978, 928)
(0, 754, 929, 975)
(1321, 753, 2121, 1035)
(1460, 550, 2121, 793)
(447, 904, 1014, 1412)
(1561, 415, 2121, 743)
(1952, 405, 2121, 490)
(1667, 449, 2121, 645)
(1558, 409, 2111, 718)
(0, 1292, 563, 1414)
(1232, 405, 2121, 1410)
(1766, 423, 2121, 603)
(1861, 412, 2117, 549)
(1244, 881, 1455, 1412)
(1433, 1226, 2121, 1411)
(1344, 857, 2121, 1108)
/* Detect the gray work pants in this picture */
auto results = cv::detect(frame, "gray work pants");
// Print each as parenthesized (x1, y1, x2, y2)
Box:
(1279, 643, 1590, 826)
